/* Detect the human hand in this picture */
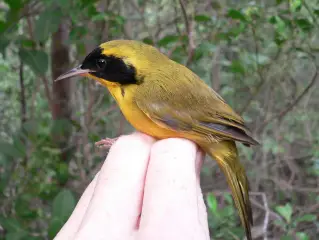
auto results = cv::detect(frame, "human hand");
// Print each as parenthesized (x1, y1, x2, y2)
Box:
(54, 132, 210, 240)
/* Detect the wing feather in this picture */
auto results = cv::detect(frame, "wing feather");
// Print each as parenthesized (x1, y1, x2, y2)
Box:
(134, 66, 258, 145)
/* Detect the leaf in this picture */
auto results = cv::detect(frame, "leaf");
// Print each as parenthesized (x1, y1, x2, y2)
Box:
(22, 120, 38, 137)
(229, 22, 246, 37)
(295, 18, 313, 32)
(21, 236, 42, 240)
(52, 189, 76, 220)
(142, 37, 153, 45)
(276, 203, 293, 223)
(215, 32, 231, 42)
(19, 39, 36, 48)
(48, 189, 75, 237)
(0, 140, 23, 158)
(5, 232, 28, 240)
(270, 15, 289, 46)
(34, 10, 63, 42)
(86, 4, 99, 17)
(194, 42, 216, 58)
(269, 15, 287, 33)
(220, 205, 234, 218)
(12, 135, 27, 158)
(230, 60, 245, 74)
(206, 193, 218, 214)
(55, 0, 72, 8)
(290, 0, 302, 12)
(42, 147, 61, 155)
(56, 162, 70, 185)
(48, 217, 64, 239)
(251, 54, 271, 65)
(224, 193, 233, 204)
(70, 26, 87, 41)
(15, 195, 37, 220)
(0, 35, 10, 55)
(296, 232, 310, 240)
(114, 15, 125, 25)
(19, 49, 49, 75)
(276, 0, 285, 5)
(4, 0, 23, 10)
(0, 20, 7, 34)
(51, 119, 73, 135)
(274, 31, 287, 45)
(268, 16, 276, 24)
(158, 35, 179, 47)
(227, 9, 247, 22)
(92, 12, 108, 22)
(194, 15, 211, 22)
(196, 42, 216, 55)
(294, 214, 317, 223)
(0, 217, 23, 232)
(280, 236, 294, 240)
(244, 6, 260, 20)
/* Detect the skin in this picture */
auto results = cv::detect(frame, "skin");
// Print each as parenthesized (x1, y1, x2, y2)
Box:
(56, 40, 259, 239)
(54, 133, 209, 240)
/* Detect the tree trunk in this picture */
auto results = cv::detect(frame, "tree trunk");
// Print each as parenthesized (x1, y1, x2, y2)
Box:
(51, 22, 72, 163)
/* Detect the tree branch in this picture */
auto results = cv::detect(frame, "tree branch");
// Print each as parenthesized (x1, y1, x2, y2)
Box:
(258, 66, 318, 133)
(178, 0, 195, 66)
(19, 59, 26, 124)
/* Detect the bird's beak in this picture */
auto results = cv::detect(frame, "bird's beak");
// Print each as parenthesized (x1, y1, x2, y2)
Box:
(55, 65, 93, 82)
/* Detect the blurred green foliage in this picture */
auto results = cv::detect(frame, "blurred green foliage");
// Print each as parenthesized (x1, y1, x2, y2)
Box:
(0, 0, 318, 239)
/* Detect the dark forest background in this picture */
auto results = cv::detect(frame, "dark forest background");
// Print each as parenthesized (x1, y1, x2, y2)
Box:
(0, 0, 318, 239)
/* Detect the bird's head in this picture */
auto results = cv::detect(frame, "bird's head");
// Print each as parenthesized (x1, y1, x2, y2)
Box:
(56, 40, 167, 86)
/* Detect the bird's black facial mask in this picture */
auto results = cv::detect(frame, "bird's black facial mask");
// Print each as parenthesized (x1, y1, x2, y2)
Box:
(81, 47, 138, 85)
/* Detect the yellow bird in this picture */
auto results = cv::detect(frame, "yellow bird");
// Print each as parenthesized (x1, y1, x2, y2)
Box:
(56, 40, 258, 240)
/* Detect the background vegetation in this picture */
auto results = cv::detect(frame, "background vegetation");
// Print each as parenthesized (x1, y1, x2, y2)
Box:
(0, 0, 318, 239)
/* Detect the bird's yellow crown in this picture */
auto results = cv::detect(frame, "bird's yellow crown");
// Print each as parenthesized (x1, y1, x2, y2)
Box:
(99, 40, 169, 69)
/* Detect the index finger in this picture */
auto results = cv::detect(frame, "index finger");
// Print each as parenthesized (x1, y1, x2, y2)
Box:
(75, 132, 155, 240)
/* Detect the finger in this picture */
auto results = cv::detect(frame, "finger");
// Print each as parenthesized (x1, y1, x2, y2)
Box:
(138, 138, 209, 240)
(54, 173, 100, 240)
(75, 132, 155, 240)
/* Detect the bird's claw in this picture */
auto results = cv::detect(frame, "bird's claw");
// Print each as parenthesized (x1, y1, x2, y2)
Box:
(95, 137, 118, 149)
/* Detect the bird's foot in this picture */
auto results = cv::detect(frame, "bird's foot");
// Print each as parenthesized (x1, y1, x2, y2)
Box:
(95, 137, 119, 149)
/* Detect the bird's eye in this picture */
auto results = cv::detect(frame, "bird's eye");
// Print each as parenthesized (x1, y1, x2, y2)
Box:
(96, 59, 107, 69)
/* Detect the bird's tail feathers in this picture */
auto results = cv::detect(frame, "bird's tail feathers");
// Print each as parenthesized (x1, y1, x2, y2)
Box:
(204, 141, 253, 240)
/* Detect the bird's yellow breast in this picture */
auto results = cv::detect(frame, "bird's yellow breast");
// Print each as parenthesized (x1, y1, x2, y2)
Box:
(90, 74, 182, 140)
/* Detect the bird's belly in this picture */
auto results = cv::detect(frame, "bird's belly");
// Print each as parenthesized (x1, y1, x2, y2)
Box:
(120, 103, 205, 144)
(122, 102, 179, 139)
(109, 86, 180, 139)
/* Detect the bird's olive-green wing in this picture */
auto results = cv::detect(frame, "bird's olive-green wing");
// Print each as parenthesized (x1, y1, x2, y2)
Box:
(134, 71, 258, 146)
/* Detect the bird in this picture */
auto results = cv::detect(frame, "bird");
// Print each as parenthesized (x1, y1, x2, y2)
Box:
(56, 39, 259, 240)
